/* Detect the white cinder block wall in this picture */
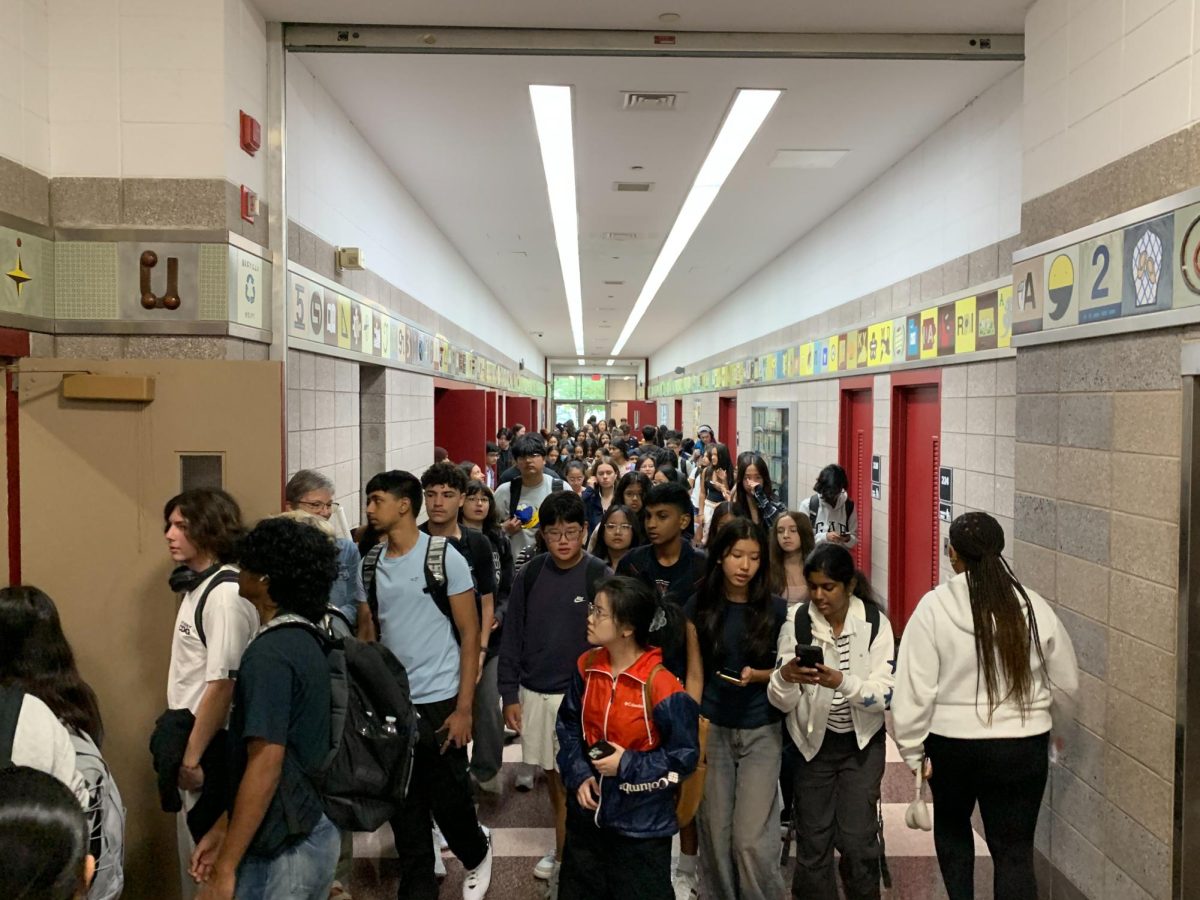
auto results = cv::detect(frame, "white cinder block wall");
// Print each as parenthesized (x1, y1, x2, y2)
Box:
(286, 349, 361, 525)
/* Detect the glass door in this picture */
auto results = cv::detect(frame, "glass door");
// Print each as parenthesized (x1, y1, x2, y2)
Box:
(751, 403, 793, 505)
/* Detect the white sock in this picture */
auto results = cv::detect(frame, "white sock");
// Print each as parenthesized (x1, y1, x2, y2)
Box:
(677, 853, 698, 876)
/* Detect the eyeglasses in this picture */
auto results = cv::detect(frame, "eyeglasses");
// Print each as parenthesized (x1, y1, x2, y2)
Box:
(296, 500, 339, 514)
(544, 527, 584, 542)
(604, 523, 632, 532)
(587, 602, 611, 620)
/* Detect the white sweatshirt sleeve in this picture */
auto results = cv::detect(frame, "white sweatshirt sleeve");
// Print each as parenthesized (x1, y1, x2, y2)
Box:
(838, 612, 895, 710)
(842, 500, 859, 549)
(1043, 605, 1080, 703)
(890, 595, 941, 769)
(768, 605, 802, 713)
(14, 694, 89, 808)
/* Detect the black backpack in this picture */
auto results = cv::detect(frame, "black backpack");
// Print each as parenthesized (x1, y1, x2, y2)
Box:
(508, 475, 565, 514)
(362, 536, 455, 642)
(192, 569, 243, 647)
(794, 600, 880, 648)
(519, 553, 608, 622)
(258, 615, 419, 832)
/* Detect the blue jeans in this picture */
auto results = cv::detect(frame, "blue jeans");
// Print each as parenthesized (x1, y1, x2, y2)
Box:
(236, 814, 340, 900)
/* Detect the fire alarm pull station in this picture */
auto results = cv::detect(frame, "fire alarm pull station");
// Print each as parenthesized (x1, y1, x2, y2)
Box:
(240, 186, 258, 224)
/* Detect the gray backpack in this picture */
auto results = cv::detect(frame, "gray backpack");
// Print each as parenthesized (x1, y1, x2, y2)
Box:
(70, 729, 126, 900)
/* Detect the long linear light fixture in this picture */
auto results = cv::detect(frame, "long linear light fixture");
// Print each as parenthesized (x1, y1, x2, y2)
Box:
(609, 88, 782, 359)
(529, 84, 585, 358)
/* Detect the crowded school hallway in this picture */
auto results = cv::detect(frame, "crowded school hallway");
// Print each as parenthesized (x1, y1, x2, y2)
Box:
(0, 0, 1193, 899)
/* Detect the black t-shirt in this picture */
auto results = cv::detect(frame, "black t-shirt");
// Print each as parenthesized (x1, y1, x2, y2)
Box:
(683, 595, 788, 729)
(230, 623, 331, 858)
(617, 542, 706, 681)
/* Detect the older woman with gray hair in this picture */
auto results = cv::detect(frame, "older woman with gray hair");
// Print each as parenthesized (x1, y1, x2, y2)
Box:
(285, 470, 365, 628)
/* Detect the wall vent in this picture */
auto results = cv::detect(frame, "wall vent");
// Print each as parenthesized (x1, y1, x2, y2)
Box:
(601, 231, 642, 241)
(613, 181, 654, 192)
(602, 280, 625, 285)
(622, 91, 681, 110)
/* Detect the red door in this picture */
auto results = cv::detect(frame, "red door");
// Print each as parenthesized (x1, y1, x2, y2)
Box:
(434, 388, 487, 465)
(504, 397, 534, 432)
(888, 375, 942, 634)
(838, 378, 873, 575)
(674, 399, 683, 431)
(627, 401, 657, 430)
(719, 397, 737, 455)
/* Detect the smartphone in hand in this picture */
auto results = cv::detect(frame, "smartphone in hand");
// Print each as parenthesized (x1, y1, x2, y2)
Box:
(794, 644, 823, 669)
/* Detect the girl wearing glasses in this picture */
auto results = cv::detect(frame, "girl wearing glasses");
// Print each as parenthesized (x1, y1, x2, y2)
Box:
(555, 576, 700, 900)
(591, 504, 645, 572)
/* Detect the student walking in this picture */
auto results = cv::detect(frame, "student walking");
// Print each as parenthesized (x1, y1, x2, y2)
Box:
(190, 517, 341, 900)
(685, 517, 788, 900)
(357, 471, 493, 900)
(807, 464, 859, 548)
(591, 503, 644, 572)
(769, 510, 815, 606)
(161, 489, 254, 900)
(555, 576, 700, 900)
(891, 512, 1078, 900)
(495, 434, 565, 559)
(768, 543, 895, 900)
(499, 491, 610, 890)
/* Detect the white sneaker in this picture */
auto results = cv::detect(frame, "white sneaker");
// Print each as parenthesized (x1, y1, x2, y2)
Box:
(476, 773, 504, 795)
(433, 823, 449, 851)
(545, 861, 561, 900)
(433, 830, 446, 878)
(673, 869, 698, 900)
(463, 827, 493, 900)
(515, 769, 536, 792)
(533, 852, 557, 880)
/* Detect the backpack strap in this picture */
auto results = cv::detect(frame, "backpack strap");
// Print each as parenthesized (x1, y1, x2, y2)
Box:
(521, 555, 550, 627)
(193, 569, 241, 648)
(423, 535, 458, 644)
(508, 476, 523, 514)
(793, 602, 814, 647)
(552, 478, 564, 493)
(641, 663, 666, 715)
(583, 555, 607, 603)
(807, 494, 819, 521)
(863, 600, 880, 646)
(847, 498, 855, 518)
(363, 542, 385, 640)
(0, 685, 23, 767)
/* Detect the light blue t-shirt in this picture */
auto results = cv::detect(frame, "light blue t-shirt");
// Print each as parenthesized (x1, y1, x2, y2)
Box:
(375, 532, 474, 704)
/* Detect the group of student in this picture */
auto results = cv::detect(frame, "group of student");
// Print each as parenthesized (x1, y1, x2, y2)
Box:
(0, 419, 1080, 900)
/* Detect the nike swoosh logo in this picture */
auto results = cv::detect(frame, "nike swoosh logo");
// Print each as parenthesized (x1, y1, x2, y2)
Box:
(573, 596, 586, 603)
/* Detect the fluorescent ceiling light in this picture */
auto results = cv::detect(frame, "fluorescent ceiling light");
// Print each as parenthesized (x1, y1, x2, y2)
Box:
(770, 149, 848, 169)
(606, 358, 615, 366)
(577, 358, 585, 365)
(609, 88, 782, 357)
(529, 84, 585, 357)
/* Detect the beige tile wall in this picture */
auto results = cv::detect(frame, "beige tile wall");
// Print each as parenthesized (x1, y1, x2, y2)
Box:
(359, 365, 435, 501)
(1015, 330, 1182, 900)
(286, 348, 361, 525)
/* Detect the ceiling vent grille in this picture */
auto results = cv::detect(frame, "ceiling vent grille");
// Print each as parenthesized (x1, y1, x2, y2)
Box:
(622, 91, 681, 110)
(613, 182, 654, 192)
(603, 280, 625, 285)
(601, 232, 641, 241)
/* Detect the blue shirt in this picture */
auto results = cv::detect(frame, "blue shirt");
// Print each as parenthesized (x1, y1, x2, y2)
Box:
(375, 532, 475, 704)
(331, 538, 366, 625)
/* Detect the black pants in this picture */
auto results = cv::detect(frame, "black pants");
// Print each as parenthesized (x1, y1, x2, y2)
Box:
(924, 732, 1049, 900)
(791, 729, 885, 900)
(558, 809, 673, 900)
(780, 724, 801, 821)
(389, 696, 489, 900)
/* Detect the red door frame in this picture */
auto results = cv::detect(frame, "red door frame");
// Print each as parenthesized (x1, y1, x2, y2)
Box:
(674, 399, 683, 432)
(719, 396, 737, 456)
(838, 375, 874, 576)
(887, 368, 942, 634)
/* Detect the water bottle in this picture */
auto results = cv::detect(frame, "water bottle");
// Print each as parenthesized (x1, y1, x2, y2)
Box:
(382, 715, 398, 737)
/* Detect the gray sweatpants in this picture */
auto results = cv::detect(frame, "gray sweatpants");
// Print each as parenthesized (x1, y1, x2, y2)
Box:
(791, 728, 886, 900)
(470, 653, 504, 783)
(697, 722, 785, 900)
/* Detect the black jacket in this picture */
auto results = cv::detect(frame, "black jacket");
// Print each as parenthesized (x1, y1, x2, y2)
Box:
(149, 708, 233, 840)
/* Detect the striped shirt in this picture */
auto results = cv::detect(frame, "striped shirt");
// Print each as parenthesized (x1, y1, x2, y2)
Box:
(826, 633, 854, 734)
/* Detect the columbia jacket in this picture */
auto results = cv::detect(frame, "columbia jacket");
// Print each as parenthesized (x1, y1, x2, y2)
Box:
(767, 596, 894, 761)
(556, 646, 699, 839)
(890, 572, 1079, 769)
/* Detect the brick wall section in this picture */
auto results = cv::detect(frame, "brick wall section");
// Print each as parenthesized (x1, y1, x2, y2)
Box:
(360, 366, 435, 493)
(1014, 330, 1182, 900)
(286, 349, 361, 526)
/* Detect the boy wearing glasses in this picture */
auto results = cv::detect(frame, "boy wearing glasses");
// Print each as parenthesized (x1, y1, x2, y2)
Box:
(499, 491, 610, 892)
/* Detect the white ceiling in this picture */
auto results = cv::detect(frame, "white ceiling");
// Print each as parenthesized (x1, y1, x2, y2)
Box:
(296, 50, 1017, 359)
(259, 0, 1027, 34)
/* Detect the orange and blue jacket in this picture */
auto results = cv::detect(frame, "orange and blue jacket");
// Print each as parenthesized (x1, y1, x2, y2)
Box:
(556, 645, 700, 838)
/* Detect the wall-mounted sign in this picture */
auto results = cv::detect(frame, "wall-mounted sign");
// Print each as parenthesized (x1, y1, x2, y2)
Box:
(234, 249, 264, 329)
(871, 455, 881, 500)
(939, 466, 953, 522)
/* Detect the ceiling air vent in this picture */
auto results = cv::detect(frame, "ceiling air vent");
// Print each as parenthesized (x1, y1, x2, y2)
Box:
(622, 91, 682, 110)
(603, 280, 625, 285)
(613, 181, 654, 192)
(601, 232, 641, 241)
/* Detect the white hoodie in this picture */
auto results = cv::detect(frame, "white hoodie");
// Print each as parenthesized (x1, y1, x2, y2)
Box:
(768, 596, 895, 761)
(891, 572, 1078, 769)
(808, 492, 858, 549)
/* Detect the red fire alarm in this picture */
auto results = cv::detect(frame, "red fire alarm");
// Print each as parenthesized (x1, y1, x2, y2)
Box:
(240, 185, 258, 224)
(239, 110, 261, 156)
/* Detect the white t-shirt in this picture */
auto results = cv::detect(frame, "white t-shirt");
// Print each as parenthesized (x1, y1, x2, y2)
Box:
(166, 565, 259, 712)
(10, 693, 88, 806)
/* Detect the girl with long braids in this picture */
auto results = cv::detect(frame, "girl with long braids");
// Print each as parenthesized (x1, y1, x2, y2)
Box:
(891, 512, 1078, 900)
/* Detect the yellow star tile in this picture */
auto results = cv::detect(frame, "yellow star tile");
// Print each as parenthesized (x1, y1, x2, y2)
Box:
(6, 255, 31, 295)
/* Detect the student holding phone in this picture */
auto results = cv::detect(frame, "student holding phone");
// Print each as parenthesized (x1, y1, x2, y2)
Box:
(768, 542, 895, 900)
(684, 517, 788, 900)
(555, 576, 699, 900)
